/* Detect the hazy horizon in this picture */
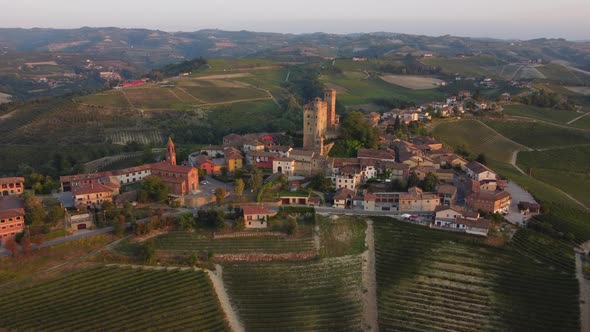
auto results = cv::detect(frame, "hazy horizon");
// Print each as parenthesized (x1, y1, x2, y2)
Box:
(1, 0, 589, 40)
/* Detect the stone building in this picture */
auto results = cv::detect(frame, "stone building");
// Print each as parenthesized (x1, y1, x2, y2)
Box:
(0, 177, 25, 196)
(302, 89, 339, 155)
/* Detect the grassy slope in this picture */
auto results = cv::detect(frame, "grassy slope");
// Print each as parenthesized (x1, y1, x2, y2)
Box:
(320, 71, 443, 105)
(482, 119, 590, 149)
(420, 55, 504, 78)
(374, 219, 579, 332)
(431, 119, 523, 162)
(503, 104, 580, 124)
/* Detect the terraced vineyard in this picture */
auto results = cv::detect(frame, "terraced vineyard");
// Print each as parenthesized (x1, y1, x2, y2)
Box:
(431, 119, 525, 162)
(223, 257, 363, 331)
(153, 231, 316, 254)
(0, 266, 229, 331)
(374, 219, 580, 332)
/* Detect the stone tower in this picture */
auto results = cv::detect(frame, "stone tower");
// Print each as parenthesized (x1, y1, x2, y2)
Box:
(166, 137, 177, 166)
(303, 97, 328, 154)
(324, 89, 337, 129)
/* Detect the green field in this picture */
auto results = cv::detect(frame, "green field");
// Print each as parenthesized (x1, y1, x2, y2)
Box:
(374, 219, 579, 332)
(320, 71, 443, 105)
(123, 87, 192, 109)
(78, 90, 131, 108)
(431, 119, 524, 162)
(482, 119, 590, 149)
(202, 58, 279, 73)
(319, 216, 367, 258)
(0, 266, 229, 331)
(537, 63, 590, 85)
(517, 145, 590, 174)
(420, 55, 505, 78)
(503, 104, 580, 124)
(570, 113, 590, 129)
(206, 99, 288, 133)
(153, 231, 315, 254)
(223, 257, 363, 331)
(183, 86, 269, 104)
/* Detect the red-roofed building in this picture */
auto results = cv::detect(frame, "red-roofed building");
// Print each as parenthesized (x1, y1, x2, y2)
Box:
(0, 177, 25, 197)
(242, 205, 277, 228)
(149, 162, 199, 196)
(72, 181, 119, 208)
(0, 196, 25, 242)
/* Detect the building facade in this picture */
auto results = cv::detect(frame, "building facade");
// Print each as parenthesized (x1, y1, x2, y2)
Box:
(0, 177, 25, 196)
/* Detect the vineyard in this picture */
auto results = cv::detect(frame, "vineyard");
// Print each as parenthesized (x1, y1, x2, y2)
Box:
(374, 219, 580, 332)
(0, 266, 229, 331)
(153, 231, 316, 254)
(106, 129, 165, 145)
(223, 257, 364, 331)
(431, 119, 525, 162)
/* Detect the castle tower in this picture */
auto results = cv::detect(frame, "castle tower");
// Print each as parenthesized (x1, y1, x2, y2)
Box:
(166, 137, 177, 165)
(324, 89, 337, 129)
(303, 97, 328, 154)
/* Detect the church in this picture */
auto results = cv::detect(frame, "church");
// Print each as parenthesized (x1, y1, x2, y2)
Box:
(152, 138, 200, 196)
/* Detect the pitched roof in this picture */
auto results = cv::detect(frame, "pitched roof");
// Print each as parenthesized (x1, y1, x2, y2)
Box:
(72, 183, 115, 195)
(357, 148, 394, 160)
(456, 217, 491, 230)
(149, 162, 195, 174)
(466, 161, 493, 174)
(290, 149, 315, 157)
(242, 205, 273, 215)
(436, 184, 457, 195)
(0, 177, 24, 185)
(334, 188, 355, 201)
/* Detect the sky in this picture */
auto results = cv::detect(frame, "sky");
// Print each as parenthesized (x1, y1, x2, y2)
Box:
(1, 0, 589, 40)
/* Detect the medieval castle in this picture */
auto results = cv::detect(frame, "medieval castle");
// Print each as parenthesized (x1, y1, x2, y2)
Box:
(303, 89, 339, 155)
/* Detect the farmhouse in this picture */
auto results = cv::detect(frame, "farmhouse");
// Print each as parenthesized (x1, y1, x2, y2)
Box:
(466, 190, 511, 214)
(0, 177, 25, 196)
(465, 161, 497, 181)
(72, 182, 119, 208)
(0, 196, 25, 242)
(242, 205, 277, 229)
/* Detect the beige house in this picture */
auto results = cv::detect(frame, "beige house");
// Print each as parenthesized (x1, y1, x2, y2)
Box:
(399, 187, 440, 213)
(242, 205, 277, 229)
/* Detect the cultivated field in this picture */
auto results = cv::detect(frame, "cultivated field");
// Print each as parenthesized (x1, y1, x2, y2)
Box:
(482, 119, 590, 149)
(78, 90, 131, 108)
(0, 266, 229, 331)
(566, 86, 590, 95)
(503, 104, 580, 124)
(380, 75, 443, 90)
(321, 71, 443, 105)
(106, 129, 164, 145)
(153, 231, 316, 254)
(420, 55, 504, 78)
(182, 86, 268, 104)
(223, 257, 364, 331)
(374, 219, 580, 332)
(537, 64, 590, 85)
(431, 119, 524, 162)
(122, 87, 191, 109)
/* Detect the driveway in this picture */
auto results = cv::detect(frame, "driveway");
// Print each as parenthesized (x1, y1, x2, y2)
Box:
(503, 181, 539, 226)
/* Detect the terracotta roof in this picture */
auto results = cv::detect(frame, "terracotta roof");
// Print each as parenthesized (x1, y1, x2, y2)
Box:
(471, 190, 511, 201)
(0, 208, 25, 219)
(247, 151, 280, 158)
(357, 148, 394, 160)
(194, 155, 213, 165)
(275, 157, 295, 162)
(72, 183, 115, 195)
(334, 188, 355, 201)
(436, 169, 455, 174)
(0, 177, 24, 185)
(242, 205, 272, 215)
(290, 149, 315, 157)
(149, 162, 195, 174)
(436, 184, 457, 195)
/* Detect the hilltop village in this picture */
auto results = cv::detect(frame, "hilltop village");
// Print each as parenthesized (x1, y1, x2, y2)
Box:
(0, 88, 539, 247)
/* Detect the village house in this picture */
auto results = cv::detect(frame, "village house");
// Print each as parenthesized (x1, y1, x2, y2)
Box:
(433, 206, 490, 236)
(465, 161, 497, 182)
(466, 190, 511, 214)
(242, 205, 277, 229)
(243, 139, 266, 152)
(72, 181, 119, 208)
(333, 188, 355, 209)
(267, 145, 293, 158)
(0, 196, 25, 242)
(357, 148, 395, 162)
(193, 155, 224, 175)
(273, 157, 296, 176)
(200, 145, 225, 157)
(67, 213, 94, 231)
(280, 192, 311, 206)
(435, 168, 455, 182)
(365, 112, 381, 127)
(436, 184, 457, 205)
(0, 177, 25, 196)
(398, 187, 440, 213)
(333, 165, 362, 191)
(246, 151, 280, 169)
(224, 147, 243, 173)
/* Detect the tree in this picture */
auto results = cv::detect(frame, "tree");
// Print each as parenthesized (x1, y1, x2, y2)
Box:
(215, 187, 226, 206)
(4, 238, 18, 258)
(475, 153, 487, 165)
(221, 167, 229, 178)
(140, 241, 156, 264)
(234, 178, 245, 196)
(393, 115, 401, 132)
(112, 214, 125, 236)
(408, 172, 420, 188)
(139, 176, 170, 202)
(178, 213, 195, 230)
(23, 193, 45, 226)
(286, 219, 298, 235)
(340, 111, 380, 149)
(310, 173, 333, 191)
(248, 171, 263, 190)
(187, 253, 199, 267)
(46, 205, 65, 227)
(420, 172, 438, 192)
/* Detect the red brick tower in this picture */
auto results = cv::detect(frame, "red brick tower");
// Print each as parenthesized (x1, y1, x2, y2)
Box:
(166, 137, 177, 166)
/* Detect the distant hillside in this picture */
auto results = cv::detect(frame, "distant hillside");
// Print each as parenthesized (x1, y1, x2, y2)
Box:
(0, 28, 589, 70)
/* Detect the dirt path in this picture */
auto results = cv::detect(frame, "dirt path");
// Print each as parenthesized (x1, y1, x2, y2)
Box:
(120, 90, 135, 108)
(476, 120, 534, 151)
(361, 219, 378, 331)
(200, 96, 272, 107)
(510, 150, 527, 175)
(576, 254, 590, 332)
(207, 265, 244, 332)
(567, 111, 590, 125)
